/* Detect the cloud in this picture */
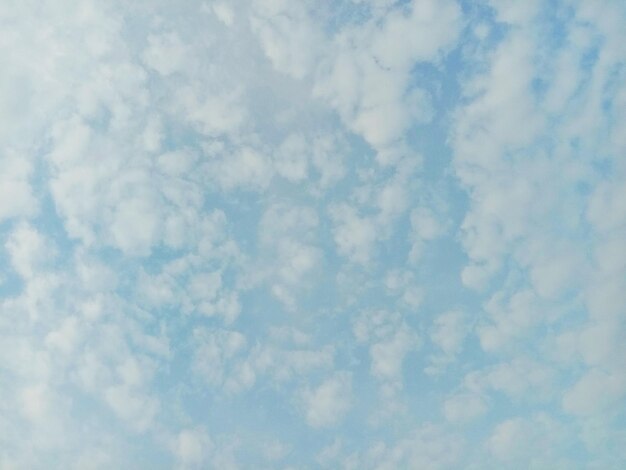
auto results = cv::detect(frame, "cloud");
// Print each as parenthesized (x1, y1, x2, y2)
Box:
(353, 310, 419, 389)
(301, 372, 353, 428)
(315, 0, 461, 151)
(250, 0, 324, 79)
(192, 328, 253, 393)
(364, 424, 463, 469)
(104, 385, 160, 433)
(142, 32, 190, 76)
(443, 393, 487, 423)
(1, 0, 625, 467)
(0, 153, 38, 222)
(5, 224, 55, 280)
(254, 203, 322, 309)
(487, 414, 574, 467)
(330, 203, 378, 265)
(171, 427, 213, 469)
(426, 310, 469, 375)
(408, 205, 448, 263)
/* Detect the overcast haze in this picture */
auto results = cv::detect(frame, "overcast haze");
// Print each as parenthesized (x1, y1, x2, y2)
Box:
(1, 0, 626, 468)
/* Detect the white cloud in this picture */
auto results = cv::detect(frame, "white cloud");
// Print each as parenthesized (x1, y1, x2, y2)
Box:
(172, 427, 213, 469)
(255, 203, 322, 309)
(176, 86, 247, 137)
(481, 358, 555, 401)
(104, 385, 160, 433)
(315, 0, 460, 151)
(253, 342, 335, 385)
(211, 2, 235, 27)
(250, 0, 323, 79)
(0, 153, 38, 222)
(5, 224, 54, 280)
(487, 0, 541, 25)
(19, 384, 51, 423)
(302, 372, 352, 428)
(370, 328, 415, 381)
(443, 393, 487, 423)
(274, 133, 310, 182)
(384, 269, 423, 309)
(207, 145, 273, 192)
(426, 310, 469, 375)
(563, 369, 626, 417)
(330, 203, 378, 265)
(110, 197, 162, 257)
(44, 317, 81, 355)
(408, 206, 447, 263)
(430, 310, 468, 356)
(353, 310, 419, 387)
(142, 32, 190, 76)
(362, 424, 463, 470)
(192, 328, 252, 393)
(477, 289, 542, 352)
(487, 414, 573, 467)
(310, 134, 347, 190)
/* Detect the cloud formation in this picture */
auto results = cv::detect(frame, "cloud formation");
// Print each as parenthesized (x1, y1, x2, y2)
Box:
(1, 0, 625, 468)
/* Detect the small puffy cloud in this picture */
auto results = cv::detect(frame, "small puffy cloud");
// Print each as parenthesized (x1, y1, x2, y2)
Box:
(256, 203, 322, 309)
(562, 369, 626, 417)
(443, 393, 487, 423)
(211, 2, 235, 27)
(315, 0, 460, 150)
(477, 289, 542, 352)
(171, 427, 213, 469)
(104, 385, 160, 433)
(426, 310, 469, 375)
(206, 146, 273, 192)
(301, 372, 352, 428)
(487, 414, 573, 467)
(384, 269, 423, 309)
(409, 205, 447, 263)
(109, 197, 161, 256)
(44, 316, 81, 355)
(360, 424, 463, 470)
(5, 223, 54, 280)
(19, 383, 51, 423)
(142, 32, 190, 76)
(176, 86, 247, 137)
(430, 310, 468, 357)
(274, 133, 309, 182)
(192, 328, 254, 393)
(330, 204, 378, 265)
(250, 0, 324, 79)
(370, 0, 462, 69)
(487, 0, 541, 25)
(0, 153, 38, 222)
(353, 310, 419, 385)
(370, 328, 415, 381)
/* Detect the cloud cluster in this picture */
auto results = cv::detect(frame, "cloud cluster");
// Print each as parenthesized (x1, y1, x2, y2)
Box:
(1, 0, 625, 468)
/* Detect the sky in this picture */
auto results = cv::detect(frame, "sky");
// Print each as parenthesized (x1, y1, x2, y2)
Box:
(1, 0, 625, 468)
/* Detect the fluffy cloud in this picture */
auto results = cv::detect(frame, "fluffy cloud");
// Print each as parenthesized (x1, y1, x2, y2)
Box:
(315, 0, 461, 150)
(0, 154, 38, 222)
(426, 310, 469, 375)
(171, 427, 213, 469)
(487, 414, 575, 467)
(301, 371, 353, 428)
(353, 310, 419, 391)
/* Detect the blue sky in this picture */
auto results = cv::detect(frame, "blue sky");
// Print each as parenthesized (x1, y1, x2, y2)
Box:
(1, 0, 626, 468)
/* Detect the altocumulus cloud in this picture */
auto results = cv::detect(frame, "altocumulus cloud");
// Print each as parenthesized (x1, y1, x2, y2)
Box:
(1, 0, 625, 468)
